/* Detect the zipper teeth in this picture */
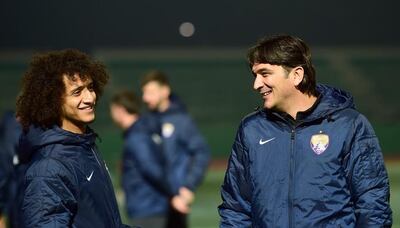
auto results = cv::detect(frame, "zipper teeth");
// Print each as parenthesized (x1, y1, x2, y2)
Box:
(91, 148, 101, 166)
(289, 129, 295, 228)
(89, 147, 116, 216)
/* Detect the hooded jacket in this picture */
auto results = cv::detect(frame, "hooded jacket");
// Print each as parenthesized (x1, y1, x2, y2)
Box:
(151, 95, 210, 193)
(219, 85, 392, 227)
(18, 125, 129, 228)
(0, 111, 19, 215)
(0, 111, 24, 228)
(121, 115, 173, 218)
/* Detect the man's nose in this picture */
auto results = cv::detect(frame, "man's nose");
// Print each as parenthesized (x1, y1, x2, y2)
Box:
(253, 75, 263, 91)
(82, 89, 95, 103)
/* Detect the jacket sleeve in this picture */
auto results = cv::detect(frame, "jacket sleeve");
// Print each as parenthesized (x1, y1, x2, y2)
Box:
(0, 151, 12, 216)
(125, 133, 177, 196)
(218, 123, 252, 227)
(21, 159, 77, 227)
(346, 114, 392, 227)
(0, 113, 15, 215)
(180, 117, 210, 191)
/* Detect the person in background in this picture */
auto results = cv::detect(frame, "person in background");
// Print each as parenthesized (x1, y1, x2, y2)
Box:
(0, 111, 23, 228)
(111, 90, 183, 228)
(218, 34, 392, 227)
(141, 71, 210, 228)
(16, 49, 129, 227)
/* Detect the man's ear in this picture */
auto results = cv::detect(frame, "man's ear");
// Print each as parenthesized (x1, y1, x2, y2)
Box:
(292, 66, 304, 86)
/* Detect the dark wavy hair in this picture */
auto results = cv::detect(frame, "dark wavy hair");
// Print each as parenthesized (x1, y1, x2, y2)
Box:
(247, 34, 317, 96)
(111, 90, 141, 115)
(16, 49, 109, 131)
(140, 70, 170, 88)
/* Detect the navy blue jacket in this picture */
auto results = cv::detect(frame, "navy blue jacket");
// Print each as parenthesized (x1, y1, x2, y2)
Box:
(122, 116, 174, 218)
(18, 125, 129, 228)
(219, 85, 392, 227)
(0, 111, 17, 215)
(0, 111, 24, 228)
(151, 95, 210, 193)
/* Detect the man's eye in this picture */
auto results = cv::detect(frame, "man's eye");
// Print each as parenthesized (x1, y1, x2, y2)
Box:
(72, 90, 81, 96)
(88, 85, 94, 92)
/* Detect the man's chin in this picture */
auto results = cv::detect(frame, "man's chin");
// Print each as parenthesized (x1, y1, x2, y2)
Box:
(263, 101, 271, 109)
(82, 115, 95, 124)
(86, 117, 95, 124)
(147, 105, 158, 111)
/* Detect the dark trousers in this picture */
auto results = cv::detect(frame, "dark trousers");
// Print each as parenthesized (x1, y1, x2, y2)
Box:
(166, 207, 187, 228)
(131, 215, 167, 228)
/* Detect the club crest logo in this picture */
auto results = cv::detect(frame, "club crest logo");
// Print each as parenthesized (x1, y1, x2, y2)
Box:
(310, 131, 329, 155)
(162, 123, 175, 138)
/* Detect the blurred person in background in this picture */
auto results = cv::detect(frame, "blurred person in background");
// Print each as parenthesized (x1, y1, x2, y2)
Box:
(111, 90, 183, 228)
(16, 49, 129, 227)
(141, 71, 210, 228)
(219, 34, 392, 227)
(0, 111, 23, 228)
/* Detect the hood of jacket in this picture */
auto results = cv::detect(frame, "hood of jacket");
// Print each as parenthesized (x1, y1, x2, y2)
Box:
(165, 93, 187, 114)
(311, 84, 355, 118)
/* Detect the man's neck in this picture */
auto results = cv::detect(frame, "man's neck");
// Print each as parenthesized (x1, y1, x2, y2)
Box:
(61, 121, 86, 134)
(285, 93, 318, 120)
(158, 99, 170, 112)
(123, 114, 139, 130)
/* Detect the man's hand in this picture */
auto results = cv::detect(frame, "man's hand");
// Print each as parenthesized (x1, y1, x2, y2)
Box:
(179, 187, 194, 205)
(171, 195, 190, 214)
(171, 187, 196, 214)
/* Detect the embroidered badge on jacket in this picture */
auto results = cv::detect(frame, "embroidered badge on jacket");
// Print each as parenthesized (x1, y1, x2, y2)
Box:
(310, 131, 329, 155)
(162, 122, 175, 138)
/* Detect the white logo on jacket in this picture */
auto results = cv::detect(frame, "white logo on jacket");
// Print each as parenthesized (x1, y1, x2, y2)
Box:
(13, 154, 19, 165)
(310, 131, 329, 155)
(259, 137, 275, 145)
(152, 133, 162, 144)
(86, 171, 94, 181)
(162, 123, 175, 138)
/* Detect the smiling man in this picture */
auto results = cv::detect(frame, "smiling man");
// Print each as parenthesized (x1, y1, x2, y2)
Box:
(16, 49, 129, 228)
(60, 75, 97, 134)
(218, 35, 392, 227)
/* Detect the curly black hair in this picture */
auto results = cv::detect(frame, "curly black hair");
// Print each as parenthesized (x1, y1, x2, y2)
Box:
(16, 49, 109, 131)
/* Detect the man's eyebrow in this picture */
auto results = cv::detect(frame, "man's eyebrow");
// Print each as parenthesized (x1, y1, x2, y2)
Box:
(69, 81, 93, 94)
(69, 85, 84, 94)
(254, 68, 273, 74)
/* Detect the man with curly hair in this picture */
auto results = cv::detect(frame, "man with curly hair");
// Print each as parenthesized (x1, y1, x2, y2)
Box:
(16, 49, 129, 227)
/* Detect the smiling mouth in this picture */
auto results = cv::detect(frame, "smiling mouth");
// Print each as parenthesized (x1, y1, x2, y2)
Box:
(261, 90, 272, 97)
(79, 105, 94, 111)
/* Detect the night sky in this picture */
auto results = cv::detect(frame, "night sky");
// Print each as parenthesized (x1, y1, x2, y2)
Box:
(1, 0, 399, 50)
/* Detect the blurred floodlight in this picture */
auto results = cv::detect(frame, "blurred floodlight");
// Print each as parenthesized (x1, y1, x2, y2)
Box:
(179, 22, 195, 37)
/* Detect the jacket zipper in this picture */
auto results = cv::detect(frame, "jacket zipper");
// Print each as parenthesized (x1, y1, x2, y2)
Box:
(288, 128, 295, 228)
(90, 148, 119, 225)
(91, 147, 102, 167)
(91, 147, 110, 180)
